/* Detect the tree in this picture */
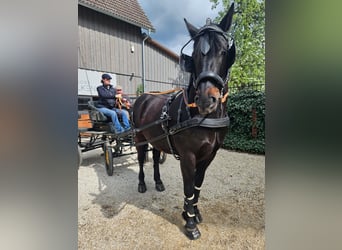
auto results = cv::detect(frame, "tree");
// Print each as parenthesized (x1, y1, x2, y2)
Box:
(210, 0, 265, 90)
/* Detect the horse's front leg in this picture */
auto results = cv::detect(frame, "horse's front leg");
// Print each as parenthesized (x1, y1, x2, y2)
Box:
(193, 166, 206, 224)
(152, 147, 165, 192)
(180, 154, 201, 240)
(193, 152, 218, 224)
(137, 144, 147, 193)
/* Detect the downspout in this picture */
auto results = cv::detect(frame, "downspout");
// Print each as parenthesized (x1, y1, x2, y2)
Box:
(141, 30, 150, 93)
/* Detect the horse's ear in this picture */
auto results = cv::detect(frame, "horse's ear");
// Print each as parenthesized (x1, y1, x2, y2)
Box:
(219, 3, 234, 32)
(184, 18, 199, 38)
(227, 41, 236, 69)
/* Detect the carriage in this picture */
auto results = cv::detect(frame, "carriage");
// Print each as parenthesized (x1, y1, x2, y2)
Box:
(77, 100, 166, 176)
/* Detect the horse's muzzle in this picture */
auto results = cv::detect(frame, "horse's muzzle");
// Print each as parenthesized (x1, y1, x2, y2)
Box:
(195, 82, 220, 116)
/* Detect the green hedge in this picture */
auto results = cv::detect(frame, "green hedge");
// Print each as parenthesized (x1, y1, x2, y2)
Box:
(136, 84, 143, 96)
(223, 89, 265, 154)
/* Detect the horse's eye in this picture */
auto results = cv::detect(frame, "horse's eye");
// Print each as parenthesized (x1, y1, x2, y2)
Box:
(221, 50, 227, 56)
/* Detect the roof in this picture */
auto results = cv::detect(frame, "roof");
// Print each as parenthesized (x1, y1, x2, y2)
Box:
(147, 38, 179, 61)
(79, 0, 155, 32)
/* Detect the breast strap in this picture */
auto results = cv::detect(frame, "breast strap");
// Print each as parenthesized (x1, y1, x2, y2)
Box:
(169, 116, 230, 135)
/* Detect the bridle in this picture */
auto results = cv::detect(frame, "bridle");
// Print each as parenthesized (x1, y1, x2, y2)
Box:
(179, 22, 235, 92)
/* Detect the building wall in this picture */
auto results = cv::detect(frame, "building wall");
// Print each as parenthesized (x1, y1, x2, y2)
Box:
(78, 5, 180, 96)
(144, 43, 180, 91)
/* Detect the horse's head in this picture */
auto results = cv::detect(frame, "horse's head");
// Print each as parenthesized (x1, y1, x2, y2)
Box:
(181, 4, 236, 116)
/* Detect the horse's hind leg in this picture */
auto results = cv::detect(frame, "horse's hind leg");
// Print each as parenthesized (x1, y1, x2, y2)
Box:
(137, 144, 148, 193)
(152, 147, 165, 192)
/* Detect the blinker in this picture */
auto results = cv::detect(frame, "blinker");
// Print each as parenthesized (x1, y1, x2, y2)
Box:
(179, 54, 194, 72)
(200, 34, 210, 55)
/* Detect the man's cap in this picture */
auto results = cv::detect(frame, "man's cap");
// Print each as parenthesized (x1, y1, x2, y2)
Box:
(116, 85, 122, 90)
(101, 73, 112, 80)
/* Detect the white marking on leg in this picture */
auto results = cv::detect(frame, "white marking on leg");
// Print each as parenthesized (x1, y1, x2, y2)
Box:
(186, 194, 195, 200)
(187, 212, 195, 217)
(194, 186, 201, 190)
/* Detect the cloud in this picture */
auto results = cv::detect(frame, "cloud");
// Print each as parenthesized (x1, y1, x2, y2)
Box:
(138, 0, 224, 54)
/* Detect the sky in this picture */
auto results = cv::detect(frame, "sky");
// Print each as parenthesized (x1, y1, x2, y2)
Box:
(138, 0, 224, 55)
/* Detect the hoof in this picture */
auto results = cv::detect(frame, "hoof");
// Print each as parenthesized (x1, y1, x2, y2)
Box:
(138, 183, 147, 193)
(182, 211, 202, 224)
(184, 226, 201, 240)
(155, 181, 165, 192)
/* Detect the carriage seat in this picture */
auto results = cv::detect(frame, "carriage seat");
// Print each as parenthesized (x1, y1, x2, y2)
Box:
(87, 101, 112, 132)
(88, 101, 110, 122)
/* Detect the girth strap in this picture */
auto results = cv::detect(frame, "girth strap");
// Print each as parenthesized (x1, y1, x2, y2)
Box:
(160, 94, 180, 160)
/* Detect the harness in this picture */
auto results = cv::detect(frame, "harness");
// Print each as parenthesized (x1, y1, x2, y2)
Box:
(134, 89, 230, 160)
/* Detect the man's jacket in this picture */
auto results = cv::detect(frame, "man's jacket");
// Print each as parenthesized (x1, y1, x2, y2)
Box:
(96, 84, 117, 109)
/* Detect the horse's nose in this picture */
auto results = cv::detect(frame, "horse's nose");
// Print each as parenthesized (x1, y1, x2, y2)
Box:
(194, 93, 216, 106)
(196, 85, 218, 102)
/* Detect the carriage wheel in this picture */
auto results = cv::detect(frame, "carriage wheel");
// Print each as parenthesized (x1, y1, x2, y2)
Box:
(104, 142, 113, 176)
(78, 145, 82, 168)
(159, 151, 167, 164)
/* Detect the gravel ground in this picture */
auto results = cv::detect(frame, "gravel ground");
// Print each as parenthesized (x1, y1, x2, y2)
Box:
(78, 147, 265, 249)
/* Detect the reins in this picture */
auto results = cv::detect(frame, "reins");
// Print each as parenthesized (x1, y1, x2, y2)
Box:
(146, 88, 183, 95)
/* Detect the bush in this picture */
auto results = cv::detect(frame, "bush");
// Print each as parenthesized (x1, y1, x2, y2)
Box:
(136, 84, 143, 96)
(223, 89, 265, 154)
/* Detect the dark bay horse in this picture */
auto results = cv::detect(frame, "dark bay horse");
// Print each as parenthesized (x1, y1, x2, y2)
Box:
(133, 4, 236, 240)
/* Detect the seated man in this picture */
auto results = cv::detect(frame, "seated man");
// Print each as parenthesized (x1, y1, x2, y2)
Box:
(95, 73, 130, 134)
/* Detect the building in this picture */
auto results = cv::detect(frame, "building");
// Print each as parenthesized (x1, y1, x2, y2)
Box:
(78, 0, 183, 103)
